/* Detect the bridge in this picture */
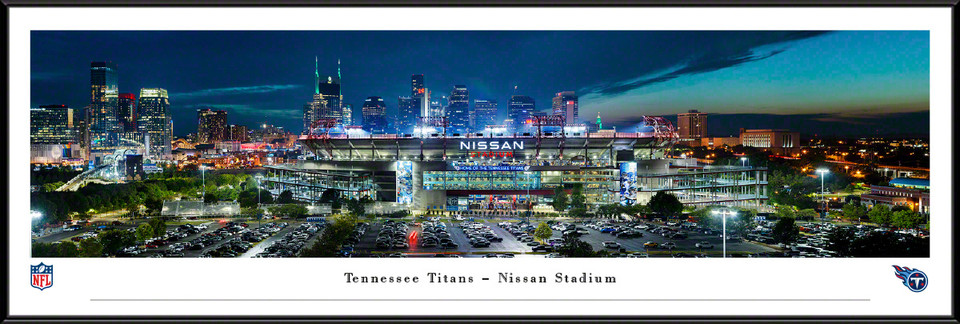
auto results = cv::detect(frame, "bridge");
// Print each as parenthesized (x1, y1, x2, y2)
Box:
(57, 147, 142, 191)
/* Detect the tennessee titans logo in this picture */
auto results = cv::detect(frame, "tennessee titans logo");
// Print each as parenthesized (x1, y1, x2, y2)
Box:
(30, 263, 53, 291)
(893, 265, 927, 292)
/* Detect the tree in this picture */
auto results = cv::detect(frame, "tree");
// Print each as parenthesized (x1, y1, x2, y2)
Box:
(868, 204, 893, 226)
(300, 213, 357, 257)
(647, 191, 683, 218)
(772, 217, 800, 245)
(552, 188, 568, 212)
(203, 193, 219, 204)
(556, 232, 596, 257)
(243, 176, 260, 192)
(892, 210, 923, 229)
(826, 227, 856, 256)
(268, 204, 309, 218)
(775, 206, 796, 220)
(345, 198, 366, 217)
(148, 218, 166, 238)
(135, 223, 154, 242)
(79, 238, 103, 257)
(277, 190, 296, 204)
(32, 242, 58, 257)
(841, 202, 868, 223)
(57, 241, 80, 257)
(126, 199, 141, 218)
(533, 222, 553, 243)
(797, 209, 818, 221)
(569, 185, 586, 211)
(259, 189, 275, 204)
(568, 207, 588, 219)
(98, 229, 136, 255)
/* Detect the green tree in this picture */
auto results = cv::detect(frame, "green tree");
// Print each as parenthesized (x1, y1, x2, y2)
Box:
(841, 202, 868, 223)
(775, 206, 796, 219)
(344, 198, 366, 217)
(570, 185, 586, 211)
(568, 207, 588, 219)
(148, 218, 166, 238)
(57, 241, 80, 257)
(268, 204, 309, 218)
(243, 175, 260, 192)
(259, 189, 275, 204)
(552, 188, 568, 212)
(647, 191, 683, 218)
(797, 209, 818, 221)
(300, 213, 357, 257)
(277, 190, 296, 204)
(203, 193, 219, 204)
(891, 210, 923, 229)
(772, 216, 800, 245)
(826, 227, 856, 256)
(135, 223, 154, 242)
(533, 222, 553, 243)
(98, 229, 136, 255)
(556, 232, 596, 257)
(32, 242, 58, 257)
(868, 204, 893, 227)
(79, 238, 103, 257)
(126, 199, 141, 218)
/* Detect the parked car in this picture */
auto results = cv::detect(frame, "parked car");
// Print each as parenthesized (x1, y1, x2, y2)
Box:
(603, 241, 621, 249)
(662, 242, 677, 250)
(695, 241, 713, 249)
(643, 241, 659, 248)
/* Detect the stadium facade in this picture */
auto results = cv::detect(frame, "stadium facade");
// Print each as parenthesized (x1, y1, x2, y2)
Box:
(263, 116, 769, 212)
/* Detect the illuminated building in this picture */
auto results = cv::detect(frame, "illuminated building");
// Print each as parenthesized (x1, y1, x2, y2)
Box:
(509, 95, 535, 131)
(88, 61, 120, 156)
(551, 91, 578, 124)
(677, 110, 707, 146)
(197, 108, 227, 143)
(117, 93, 138, 132)
(30, 105, 74, 144)
(398, 96, 418, 134)
(739, 128, 800, 155)
(342, 104, 353, 126)
(361, 96, 388, 134)
(137, 88, 172, 160)
(227, 124, 248, 142)
(447, 85, 470, 133)
(473, 99, 498, 132)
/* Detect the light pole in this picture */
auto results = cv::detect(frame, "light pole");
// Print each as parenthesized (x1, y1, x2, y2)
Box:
(256, 174, 263, 227)
(740, 157, 748, 167)
(712, 209, 737, 258)
(200, 165, 206, 218)
(817, 168, 829, 220)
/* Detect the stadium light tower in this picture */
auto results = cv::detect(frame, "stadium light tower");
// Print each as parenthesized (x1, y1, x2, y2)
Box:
(712, 209, 737, 258)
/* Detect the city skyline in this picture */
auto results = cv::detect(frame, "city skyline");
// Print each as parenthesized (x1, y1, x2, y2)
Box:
(31, 30, 929, 137)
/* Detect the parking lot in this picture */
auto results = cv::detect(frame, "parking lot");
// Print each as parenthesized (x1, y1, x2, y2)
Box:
(351, 218, 776, 257)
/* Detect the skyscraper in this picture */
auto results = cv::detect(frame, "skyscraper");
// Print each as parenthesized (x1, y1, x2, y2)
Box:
(137, 88, 172, 160)
(197, 108, 227, 143)
(362, 96, 387, 134)
(342, 104, 353, 126)
(227, 124, 248, 142)
(318, 76, 341, 122)
(117, 93, 137, 132)
(677, 110, 707, 140)
(397, 96, 418, 134)
(447, 85, 470, 133)
(429, 99, 443, 120)
(473, 99, 498, 131)
(88, 61, 119, 154)
(411, 74, 424, 96)
(509, 95, 535, 130)
(552, 91, 578, 124)
(30, 105, 74, 144)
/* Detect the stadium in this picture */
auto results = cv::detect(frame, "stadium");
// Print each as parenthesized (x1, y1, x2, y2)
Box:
(262, 116, 770, 213)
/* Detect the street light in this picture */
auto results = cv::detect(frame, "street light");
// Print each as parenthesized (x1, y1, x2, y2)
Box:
(255, 174, 264, 227)
(816, 168, 829, 219)
(740, 157, 748, 167)
(200, 165, 206, 218)
(711, 209, 737, 258)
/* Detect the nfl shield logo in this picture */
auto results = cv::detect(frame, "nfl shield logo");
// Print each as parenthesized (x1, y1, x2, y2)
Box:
(31, 263, 53, 291)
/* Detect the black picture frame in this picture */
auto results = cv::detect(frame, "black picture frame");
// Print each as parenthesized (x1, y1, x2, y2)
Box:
(2, 1, 957, 323)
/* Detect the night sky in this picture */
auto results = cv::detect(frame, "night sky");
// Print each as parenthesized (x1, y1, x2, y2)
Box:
(30, 30, 929, 137)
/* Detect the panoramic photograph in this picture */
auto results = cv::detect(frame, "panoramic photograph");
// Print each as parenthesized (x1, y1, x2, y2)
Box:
(29, 30, 930, 258)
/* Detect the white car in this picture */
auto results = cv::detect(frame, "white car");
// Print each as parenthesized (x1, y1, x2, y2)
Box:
(662, 242, 677, 250)
(602, 241, 621, 249)
(695, 241, 713, 249)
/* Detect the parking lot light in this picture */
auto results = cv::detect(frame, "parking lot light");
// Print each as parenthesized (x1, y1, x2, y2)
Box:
(712, 209, 737, 258)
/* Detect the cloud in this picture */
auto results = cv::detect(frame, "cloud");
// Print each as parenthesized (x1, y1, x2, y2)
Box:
(181, 103, 302, 119)
(582, 31, 831, 97)
(173, 84, 302, 98)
